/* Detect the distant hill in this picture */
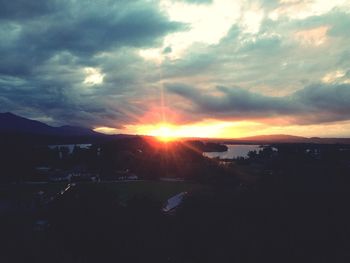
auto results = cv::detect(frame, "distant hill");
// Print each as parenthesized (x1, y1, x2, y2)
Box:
(0, 112, 54, 135)
(212, 134, 350, 144)
(0, 112, 128, 145)
(56, 125, 99, 136)
(0, 112, 100, 137)
(238, 134, 308, 143)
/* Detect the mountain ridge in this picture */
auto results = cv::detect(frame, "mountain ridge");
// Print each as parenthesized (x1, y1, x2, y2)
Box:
(218, 134, 350, 144)
(238, 134, 307, 142)
(0, 112, 99, 137)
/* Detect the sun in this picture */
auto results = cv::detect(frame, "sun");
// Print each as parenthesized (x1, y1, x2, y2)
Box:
(152, 125, 178, 142)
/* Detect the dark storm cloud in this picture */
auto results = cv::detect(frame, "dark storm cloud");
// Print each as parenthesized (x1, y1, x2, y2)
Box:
(0, 0, 57, 20)
(0, 0, 183, 76)
(20, 7, 182, 55)
(0, 59, 150, 127)
(292, 83, 350, 123)
(0, 0, 184, 127)
(166, 83, 350, 124)
(166, 83, 296, 118)
(0, 76, 130, 127)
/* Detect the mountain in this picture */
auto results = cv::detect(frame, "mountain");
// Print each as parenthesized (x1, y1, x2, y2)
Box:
(0, 112, 100, 137)
(211, 134, 350, 144)
(238, 134, 350, 144)
(238, 134, 308, 143)
(57, 125, 99, 136)
(0, 112, 55, 135)
(0, 112, 141, 145)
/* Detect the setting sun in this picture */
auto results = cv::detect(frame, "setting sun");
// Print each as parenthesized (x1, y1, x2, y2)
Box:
(147, 124, 180, 142)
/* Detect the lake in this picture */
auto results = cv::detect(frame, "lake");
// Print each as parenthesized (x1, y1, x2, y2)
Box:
(203, 144, 261, 159)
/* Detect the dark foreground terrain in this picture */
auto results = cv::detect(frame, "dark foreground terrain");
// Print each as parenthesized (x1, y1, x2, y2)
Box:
(1, 182, 349, 263)
(1, 138, 350, 263)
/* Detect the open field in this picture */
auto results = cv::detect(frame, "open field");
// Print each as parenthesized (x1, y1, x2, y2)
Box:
(0, 180, 204, 203)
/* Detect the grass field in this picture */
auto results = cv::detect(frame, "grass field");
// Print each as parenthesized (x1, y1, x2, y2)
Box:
(0, 180, 203, 203)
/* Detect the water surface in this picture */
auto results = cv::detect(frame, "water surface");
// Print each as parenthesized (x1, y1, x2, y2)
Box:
(203, 144, 261, 159)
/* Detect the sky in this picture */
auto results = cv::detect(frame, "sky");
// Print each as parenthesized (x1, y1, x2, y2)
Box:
(1, 0, 350, 138)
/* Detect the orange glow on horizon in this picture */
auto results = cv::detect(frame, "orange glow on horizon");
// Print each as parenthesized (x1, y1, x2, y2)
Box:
(94, 119, 350, 139)
(131, 121, 246, 139)
(94, 120, 269, 139)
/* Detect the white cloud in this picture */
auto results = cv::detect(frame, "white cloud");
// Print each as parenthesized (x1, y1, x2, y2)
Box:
(93, 126, 120, 134)
(322, 70, 348, 83)
(138, 48, 165, 64)
(139, 0, 240, 61)
(294, 26, 329, 46)
(268, 0, 350, 20)
(240, 2, 265, 34)
(83, 67, 105, 85)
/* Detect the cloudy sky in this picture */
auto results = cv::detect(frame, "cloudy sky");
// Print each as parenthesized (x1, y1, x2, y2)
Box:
(1, 0, 350, 138)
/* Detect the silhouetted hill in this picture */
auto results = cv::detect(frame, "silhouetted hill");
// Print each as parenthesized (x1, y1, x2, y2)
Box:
(308, 137, 350, 144)
(57, 125, 99, 136)
(211, 134, 350, 144)
(238, 134, 350, 144)
(239, 134, 308, 142)
(0, 112, 56, 135)
(0, 112, 118, 145)
(0, 112, 102, 137)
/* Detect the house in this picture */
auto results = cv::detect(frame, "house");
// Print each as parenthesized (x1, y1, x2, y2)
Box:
(162, 192, 188, 213)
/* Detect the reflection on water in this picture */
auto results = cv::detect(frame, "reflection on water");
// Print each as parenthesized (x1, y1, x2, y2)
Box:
(203, 144, 261, 159)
